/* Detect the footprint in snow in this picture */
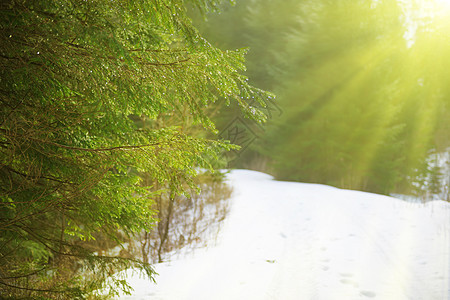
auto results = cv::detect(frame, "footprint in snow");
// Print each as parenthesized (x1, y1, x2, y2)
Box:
(360, 290, 376, 298)
(340, 278, 358, 287)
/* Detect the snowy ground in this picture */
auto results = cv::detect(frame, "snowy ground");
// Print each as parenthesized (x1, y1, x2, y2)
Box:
(118, 170, 450, 299)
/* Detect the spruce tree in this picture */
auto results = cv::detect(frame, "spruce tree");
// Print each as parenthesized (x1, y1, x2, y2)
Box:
(0, 0, 270, 298)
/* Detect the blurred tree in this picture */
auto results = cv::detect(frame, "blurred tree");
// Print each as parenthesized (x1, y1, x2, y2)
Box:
(198, 0, 449, 195)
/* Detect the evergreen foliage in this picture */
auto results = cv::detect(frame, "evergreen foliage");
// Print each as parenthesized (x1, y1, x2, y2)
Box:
(197, 0, 450, 195)
(0, 0, 270, 298)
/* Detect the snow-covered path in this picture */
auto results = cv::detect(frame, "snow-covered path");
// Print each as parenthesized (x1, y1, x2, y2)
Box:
(121, 170, 450, 299)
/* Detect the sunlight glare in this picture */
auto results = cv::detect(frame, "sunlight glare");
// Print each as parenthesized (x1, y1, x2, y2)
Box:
(435, 0, 450, 6)
(427, 0, 450, 15)
(432, 0, 450, 20)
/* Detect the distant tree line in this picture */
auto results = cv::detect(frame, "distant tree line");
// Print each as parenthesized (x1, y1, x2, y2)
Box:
(197, 0, 450, 196)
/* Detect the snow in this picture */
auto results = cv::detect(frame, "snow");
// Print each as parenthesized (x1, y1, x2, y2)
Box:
(117, 169, 450, 299)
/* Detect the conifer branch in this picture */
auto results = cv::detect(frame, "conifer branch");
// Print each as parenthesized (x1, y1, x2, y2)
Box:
(29, 138, 162, 152)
